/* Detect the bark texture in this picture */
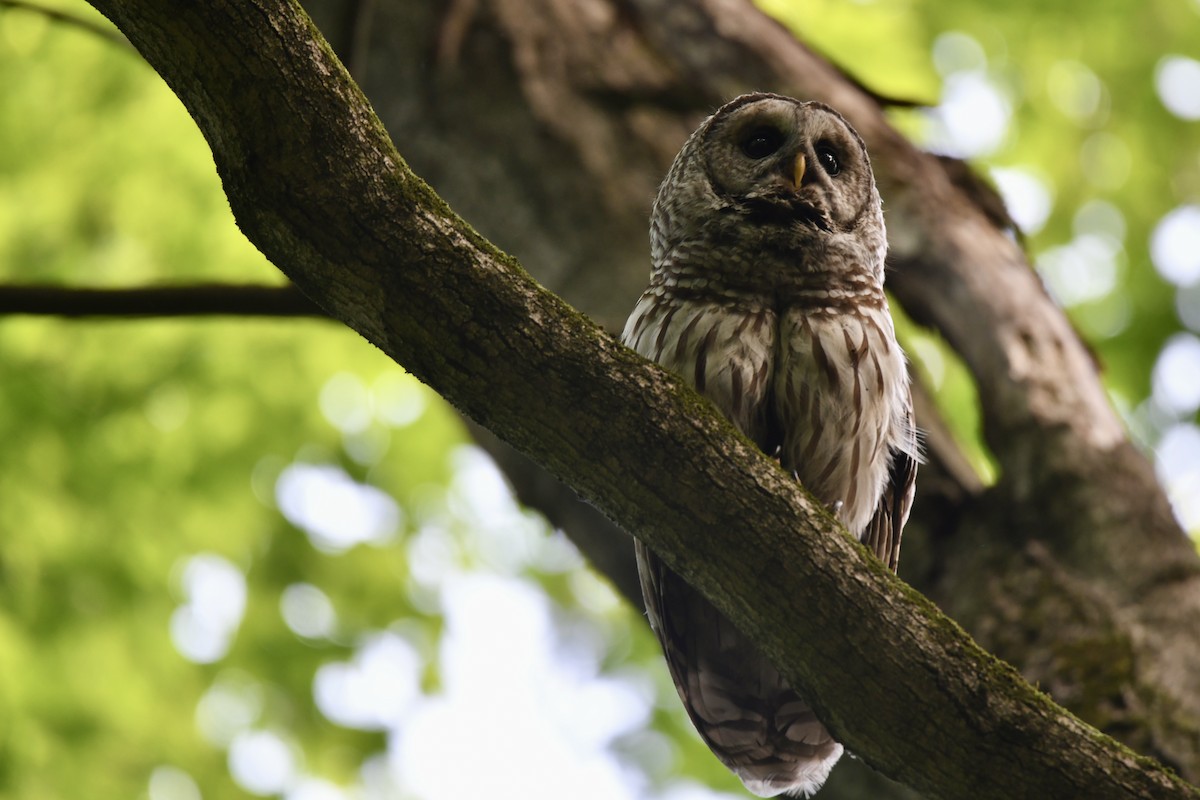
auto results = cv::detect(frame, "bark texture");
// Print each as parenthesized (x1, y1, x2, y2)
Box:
(84, 0, 1200, 797)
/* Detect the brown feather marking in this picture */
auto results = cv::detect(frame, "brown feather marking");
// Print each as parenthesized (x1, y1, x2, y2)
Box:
(862, 312, 892, 394)
(844, 438, 861, 514)
(627, 301, 650, 348)
(631, 293, 668, 350)
(652, 303, 679, 361)
(693, 321, 720, 394)
(870, 346, 885, 395)
(800, 389, 824, 466)
(793, 378, 811, 427)
(674, 308, 705, 367)
(814, 448, 840, 487)
(850, 344, 864, 436)
(793, 323, 832, 470)
(842, 324, 866, 369)
(810, 324, 839, 390)
(735, 309, 756, 337)
(754, 307, 769, 336)
(731, 362, 744, 419)
(750, 357, 768, 399)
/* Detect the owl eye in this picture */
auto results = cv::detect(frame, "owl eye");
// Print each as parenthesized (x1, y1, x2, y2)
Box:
(740, 126, 785, 159)
(816, 145, 841, 176)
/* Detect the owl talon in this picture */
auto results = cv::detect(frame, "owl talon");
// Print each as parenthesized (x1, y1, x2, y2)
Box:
(829, 500, 844, 514)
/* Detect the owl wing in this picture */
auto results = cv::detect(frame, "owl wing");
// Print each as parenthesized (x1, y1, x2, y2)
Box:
(860, 392, 918, 573)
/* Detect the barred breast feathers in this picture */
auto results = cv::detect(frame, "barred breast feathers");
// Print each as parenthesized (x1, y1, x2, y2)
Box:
(623, 284, 777, 448)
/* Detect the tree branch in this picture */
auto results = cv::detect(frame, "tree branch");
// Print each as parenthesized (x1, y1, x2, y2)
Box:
(82, 1, 1197, 798)
(0, 283, 324, 318)
(0, 0, 130, 48)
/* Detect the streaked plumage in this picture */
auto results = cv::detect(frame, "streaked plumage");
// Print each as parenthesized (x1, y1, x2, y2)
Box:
(622, 93, 918, 797)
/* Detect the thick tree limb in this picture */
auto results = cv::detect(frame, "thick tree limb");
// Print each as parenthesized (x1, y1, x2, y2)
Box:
(83, 2, 1197, 798)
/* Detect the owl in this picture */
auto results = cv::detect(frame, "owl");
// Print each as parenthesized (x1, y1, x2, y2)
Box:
(622, 94, 918, 797)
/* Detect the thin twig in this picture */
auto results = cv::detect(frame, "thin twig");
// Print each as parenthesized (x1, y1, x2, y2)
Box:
(0, 283, 327, 318)
(1, 1, 132, 49)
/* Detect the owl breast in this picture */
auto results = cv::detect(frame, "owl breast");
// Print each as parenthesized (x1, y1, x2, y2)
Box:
(623, 285, 777, 448)
(624, 284, 908, 540)
(775, 302, 908, 536)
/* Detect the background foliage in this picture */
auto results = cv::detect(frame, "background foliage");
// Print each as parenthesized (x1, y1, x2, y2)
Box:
(0, 1, 1196, 799)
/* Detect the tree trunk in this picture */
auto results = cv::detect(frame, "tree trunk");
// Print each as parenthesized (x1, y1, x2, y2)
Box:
(86, 0, 1200, 797)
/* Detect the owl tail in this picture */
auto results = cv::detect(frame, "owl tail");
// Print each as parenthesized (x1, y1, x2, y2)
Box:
(636, 541, 844, 797)
(732, 734, 844, 798)
(696, 671, 844, 797)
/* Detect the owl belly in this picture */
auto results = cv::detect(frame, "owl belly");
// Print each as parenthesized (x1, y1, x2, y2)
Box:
(775, 307, 906, 537)
(623, 293, 777, 448)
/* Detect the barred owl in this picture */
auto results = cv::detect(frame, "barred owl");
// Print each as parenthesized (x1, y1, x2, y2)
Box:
(622, 94, 918, 797)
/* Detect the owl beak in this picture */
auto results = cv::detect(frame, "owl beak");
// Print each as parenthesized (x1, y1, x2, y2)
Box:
(791, 153, 807, 189)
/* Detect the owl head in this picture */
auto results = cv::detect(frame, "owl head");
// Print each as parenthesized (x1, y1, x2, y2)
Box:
(650, 93, 886, 283)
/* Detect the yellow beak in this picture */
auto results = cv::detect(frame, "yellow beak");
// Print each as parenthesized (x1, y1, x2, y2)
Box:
(792, 153, 806, 188)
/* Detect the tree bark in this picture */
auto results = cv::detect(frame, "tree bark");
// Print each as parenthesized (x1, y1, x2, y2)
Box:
(82, 1, 1199, 798)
